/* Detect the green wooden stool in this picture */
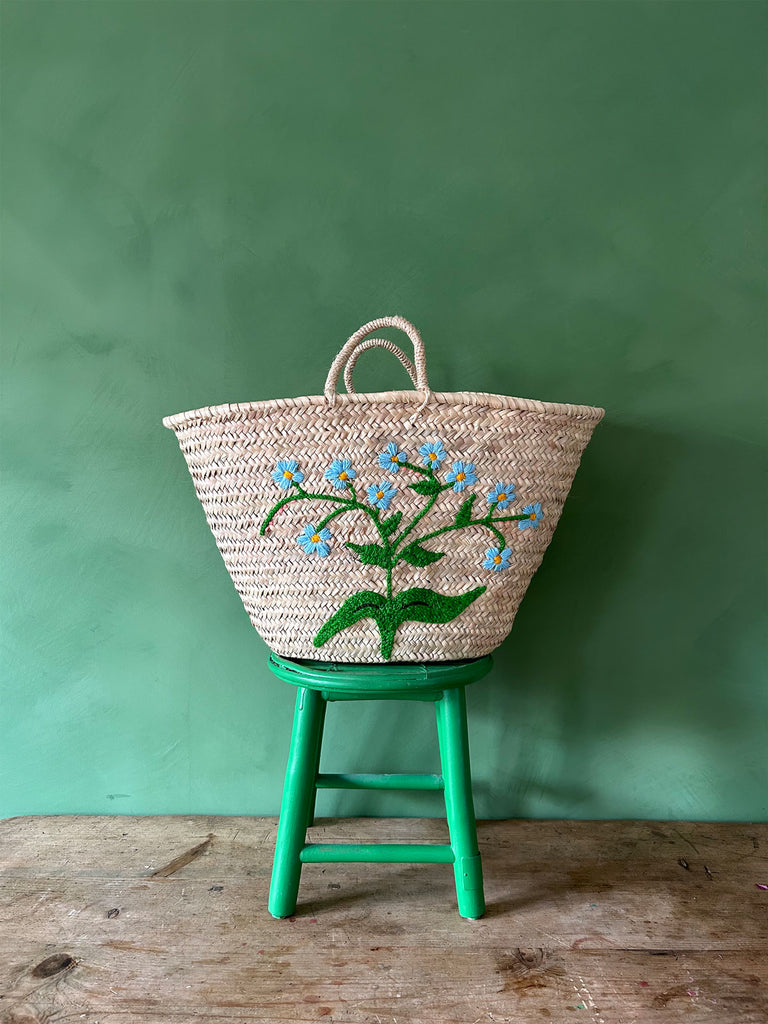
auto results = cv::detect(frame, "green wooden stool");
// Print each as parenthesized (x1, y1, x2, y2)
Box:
(267, 653, 492, 920)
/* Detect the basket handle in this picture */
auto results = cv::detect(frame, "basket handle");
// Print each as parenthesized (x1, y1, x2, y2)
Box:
(343, 338, 419, 393)
(324, 315, 430, 405)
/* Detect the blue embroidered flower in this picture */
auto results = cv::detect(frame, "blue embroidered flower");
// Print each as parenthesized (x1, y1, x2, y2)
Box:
(445, 460, 477, 492)
(378, 442, 408, 473)
(418, 440, 447, 470)
(324, 458, 356, 490)
(487, 482, 516, 509)
(483, 546, 512, 572)
(298, 524, 332, 557)
(366, 480, 397, 510)
(272, 459, 304, 490)
(518, 502, 544, 530)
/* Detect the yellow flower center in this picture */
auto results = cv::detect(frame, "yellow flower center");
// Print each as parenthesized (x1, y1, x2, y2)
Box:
(493, 555, 502, 564)
(338, 471, 348, 481)
(391, 455, 399, 463)
(283, 470, 293, 480)
(376, 490, 384, 499)
(529, 512, 537, 520)
(497, 492, 506, 502)
(456, 472, 465, 482)
(311, 533, 321, 543)
(429, 452, 437, 461)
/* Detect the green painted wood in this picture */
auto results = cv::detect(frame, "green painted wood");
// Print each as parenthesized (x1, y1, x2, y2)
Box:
(305, 697, 327, 829)
(316, 773, 445, 792)
(268, 686, 324, 918)
(267, 658, 486, 915)
(2, 1, 766, 823)
(436, 686, 486, 918)
(300, 843, 455, 864)
(268, 654, 494, 693)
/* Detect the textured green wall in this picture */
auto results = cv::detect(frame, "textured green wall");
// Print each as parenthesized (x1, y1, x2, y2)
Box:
(2, 1, 765, 821)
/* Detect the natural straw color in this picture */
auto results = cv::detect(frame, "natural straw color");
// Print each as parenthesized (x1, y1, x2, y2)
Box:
(163, 316, 604, 663)
(343, 338, 419, 393)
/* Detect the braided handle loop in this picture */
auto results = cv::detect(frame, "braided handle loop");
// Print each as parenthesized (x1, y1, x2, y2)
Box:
(343, 338, 419, 394)
(324, 315, 430, 405)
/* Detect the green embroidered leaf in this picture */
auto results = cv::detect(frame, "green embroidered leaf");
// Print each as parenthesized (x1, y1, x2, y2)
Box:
(345, 541, 389, 568)
(313, 586, 486, 661)
(454, 494, 476, 528)
(380, 511, 403, 538)
(313, 591, 390, 650)
(399, 541, 445, 567)
(392, 586, 486, 628)
(408, 477, 443, 497)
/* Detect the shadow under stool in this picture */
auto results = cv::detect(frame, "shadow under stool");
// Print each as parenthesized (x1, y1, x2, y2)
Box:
(267, 653, 493, 920)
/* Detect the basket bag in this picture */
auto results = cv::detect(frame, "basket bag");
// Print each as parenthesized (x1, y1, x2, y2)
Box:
(163, 316, 604, 662)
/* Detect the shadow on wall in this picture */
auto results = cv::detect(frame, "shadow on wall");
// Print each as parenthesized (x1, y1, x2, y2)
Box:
(324, 418, 765, 820)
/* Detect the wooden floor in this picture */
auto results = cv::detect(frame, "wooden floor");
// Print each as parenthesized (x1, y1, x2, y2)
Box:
(0, 817, 766, 1023)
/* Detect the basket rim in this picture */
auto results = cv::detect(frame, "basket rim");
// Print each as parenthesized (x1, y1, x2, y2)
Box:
(162, 389, 604, 430)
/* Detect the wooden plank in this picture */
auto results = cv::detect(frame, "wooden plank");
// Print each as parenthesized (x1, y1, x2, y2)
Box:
(1, 946, 767, 1023)
(0, 816, 766, 1023)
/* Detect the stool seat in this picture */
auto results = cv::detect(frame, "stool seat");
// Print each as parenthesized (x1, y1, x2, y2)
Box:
(268, 653, 492, 698)
(267, 654, 492, 920)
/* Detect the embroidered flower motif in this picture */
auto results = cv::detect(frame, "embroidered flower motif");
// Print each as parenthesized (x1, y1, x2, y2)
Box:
(366, 480, 397, 510)
(324, 458, 356, 490)
(272, 459, 304, 490)
(298, 524, 332, 557)
(487, 482, 516, 509)
(483, 546, 512, 572)
(418, 440, 447, 470)
(518, 502, 543, 529)
(378, 442, 408, 473)
(445, 460, 477, 492)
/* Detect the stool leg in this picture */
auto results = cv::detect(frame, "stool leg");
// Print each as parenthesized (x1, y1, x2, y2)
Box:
(305, 698, 327, 829)
(269, 686, 325, 918)
(436, 686, 485, 919)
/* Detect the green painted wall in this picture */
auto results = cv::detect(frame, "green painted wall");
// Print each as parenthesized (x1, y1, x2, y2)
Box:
(2, 1, 765, 822)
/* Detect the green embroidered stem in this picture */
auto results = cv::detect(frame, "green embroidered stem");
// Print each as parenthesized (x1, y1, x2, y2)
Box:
(260, 490, 355, 534)
(368, 508, 394, 600)
(401, 461, 431, 477)
(391, 490, 441, 554)
(394, 511, 529, 562)
(317, 505, 355, 531)
(389, 465, 452, 553)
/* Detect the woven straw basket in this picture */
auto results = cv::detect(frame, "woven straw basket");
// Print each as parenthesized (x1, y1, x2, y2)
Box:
(163, 316, 603, 663)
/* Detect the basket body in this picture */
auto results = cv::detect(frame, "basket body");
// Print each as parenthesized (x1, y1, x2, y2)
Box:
(164, 388, 602, 662)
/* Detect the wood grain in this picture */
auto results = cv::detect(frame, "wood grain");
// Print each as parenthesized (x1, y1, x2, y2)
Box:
(1, 817, 766, 1023)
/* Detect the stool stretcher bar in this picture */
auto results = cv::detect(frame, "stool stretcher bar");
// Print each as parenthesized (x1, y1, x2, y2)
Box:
(300, 843, 455, 864)
(315, 772, 444, 791)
